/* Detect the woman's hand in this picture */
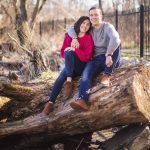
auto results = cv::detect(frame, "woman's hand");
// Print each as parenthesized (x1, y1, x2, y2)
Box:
(71, 39, 79, 48)
(105, 56, 113, 67)
(65, 47, 75, 51)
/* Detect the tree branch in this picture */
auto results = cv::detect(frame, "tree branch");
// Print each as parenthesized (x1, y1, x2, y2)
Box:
(7, 33, 33, 57)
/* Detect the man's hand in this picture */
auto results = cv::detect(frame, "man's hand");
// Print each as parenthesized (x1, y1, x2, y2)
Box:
(105, 56, 113, 67)
(65, 47, 75, 51)
(71, 39, 79, 48)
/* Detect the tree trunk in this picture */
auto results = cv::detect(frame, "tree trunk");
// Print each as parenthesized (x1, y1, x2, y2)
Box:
(30, 0, 47, 29)
(16, 0, 31, 46)
(12, 0, 48, 77)
(0, 65, 150, 143)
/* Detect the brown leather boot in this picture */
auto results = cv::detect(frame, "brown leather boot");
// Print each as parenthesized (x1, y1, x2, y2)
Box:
(100, 73, 111, 87)
(64, 81, 73, 99)
(70, 99, 89, 111)
(42, 102, 53, 115)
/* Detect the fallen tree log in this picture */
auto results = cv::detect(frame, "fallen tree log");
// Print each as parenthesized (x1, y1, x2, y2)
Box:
(100, 123, 147, 150)
(0, 61, 23, 69)
(0, 65, 150, 144)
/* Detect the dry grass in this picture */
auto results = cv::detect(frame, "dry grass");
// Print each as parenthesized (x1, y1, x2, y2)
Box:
(38, 69, 58, 81)
(29, 69, 59, 88)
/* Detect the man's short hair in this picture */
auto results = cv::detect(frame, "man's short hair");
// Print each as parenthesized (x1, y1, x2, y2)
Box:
(89, 6, 102, 15)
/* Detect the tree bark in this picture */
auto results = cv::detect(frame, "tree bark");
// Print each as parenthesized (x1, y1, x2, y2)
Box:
(0, 65, 150, 142)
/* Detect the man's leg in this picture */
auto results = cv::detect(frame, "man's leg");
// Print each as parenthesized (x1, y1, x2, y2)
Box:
(70, 58, 103, 110)
(101, 45, 121, 86)
(78, 62, 98, 102)
(104, 45, 121, 74)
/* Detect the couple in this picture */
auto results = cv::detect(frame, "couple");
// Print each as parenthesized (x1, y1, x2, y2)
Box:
(43, 6, 121, 115)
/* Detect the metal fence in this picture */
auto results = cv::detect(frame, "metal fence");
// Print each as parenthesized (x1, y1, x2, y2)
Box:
(39, 18, 75, 37)
(39, 5, 150, 60)
(104, 5, 150, 60)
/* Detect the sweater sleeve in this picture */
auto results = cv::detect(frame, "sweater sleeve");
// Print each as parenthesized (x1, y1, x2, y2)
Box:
(75, 35, 94, 62)
(106, 23, 121, 56)
(60, 34, 72, 58)
(67, 26, 77, 38)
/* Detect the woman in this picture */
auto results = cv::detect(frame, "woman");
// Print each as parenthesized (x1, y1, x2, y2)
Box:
(42, 16, 94, 115)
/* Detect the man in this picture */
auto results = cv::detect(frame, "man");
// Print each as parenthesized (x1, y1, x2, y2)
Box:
(69, 6, 121, 111)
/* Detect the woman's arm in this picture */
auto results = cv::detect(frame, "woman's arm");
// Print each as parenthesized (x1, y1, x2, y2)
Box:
(75, 35, 94, 62)
(60, 34, 72, 58)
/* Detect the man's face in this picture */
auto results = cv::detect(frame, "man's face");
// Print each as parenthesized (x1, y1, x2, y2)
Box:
(89, 9, 102, 26)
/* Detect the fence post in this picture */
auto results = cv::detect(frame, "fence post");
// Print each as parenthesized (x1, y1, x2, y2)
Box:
(140, 5, 144, 58)
(98, 0, 103, 14)
(115, 9, 118, 31)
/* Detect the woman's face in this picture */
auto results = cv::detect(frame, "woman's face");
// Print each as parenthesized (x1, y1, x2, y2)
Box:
(80, 19, 91, 33)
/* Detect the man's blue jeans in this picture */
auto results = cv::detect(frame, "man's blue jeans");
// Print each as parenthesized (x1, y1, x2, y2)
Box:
(49, 51, 86, 103)
(78, 45, 121, 102)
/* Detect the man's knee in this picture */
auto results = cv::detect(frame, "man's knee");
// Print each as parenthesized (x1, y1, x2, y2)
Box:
(81, 71, 93, 83)
(81, 63, 95, 81)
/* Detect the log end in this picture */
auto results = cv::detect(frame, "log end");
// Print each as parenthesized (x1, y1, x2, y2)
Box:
(133, 66, 150, 121)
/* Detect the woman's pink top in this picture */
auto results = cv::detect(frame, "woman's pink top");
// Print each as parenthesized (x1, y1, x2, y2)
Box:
(61, 33, 94, 62)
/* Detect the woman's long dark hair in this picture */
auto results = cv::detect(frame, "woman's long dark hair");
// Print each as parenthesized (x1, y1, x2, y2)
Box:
(74, 16, 92, 36)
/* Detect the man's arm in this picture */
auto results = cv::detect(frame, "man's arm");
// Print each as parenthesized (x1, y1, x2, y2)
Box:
(105, 24, 121, 56)
(67, 26, 77, 38)
(105, 55, 113, 67)
(105, 24, 121, 67)
(67, 26, 79, 48)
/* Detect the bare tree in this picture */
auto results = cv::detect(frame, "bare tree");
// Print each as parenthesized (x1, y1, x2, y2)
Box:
(30, 0, 47, 29)
(15, 0, 30, 46)
(13, 0, 48, 77)
(15, 0, 47, 46)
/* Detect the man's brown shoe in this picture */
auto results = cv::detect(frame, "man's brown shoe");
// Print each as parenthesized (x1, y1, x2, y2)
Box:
(64, 81, 73, 99)
(70, 99, 88, 111)
(42, 102, 53, 115)
(100, 74, 111, 87)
